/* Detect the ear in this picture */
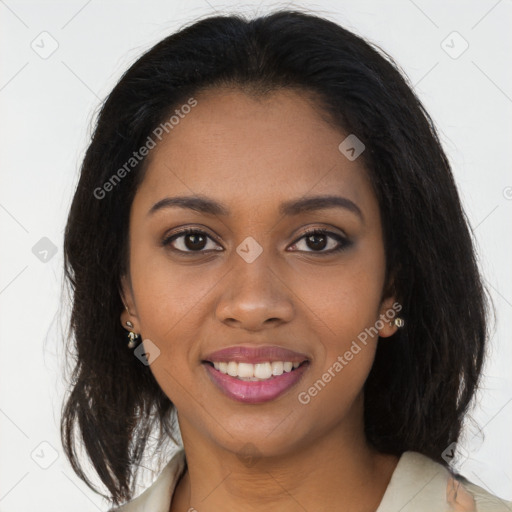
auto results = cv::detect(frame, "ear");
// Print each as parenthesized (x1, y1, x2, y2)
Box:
(377, 296, 402, 338)
(119, 274, 139, 333)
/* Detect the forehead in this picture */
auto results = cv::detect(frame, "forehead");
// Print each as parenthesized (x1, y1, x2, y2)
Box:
(134, 87, 376, 218)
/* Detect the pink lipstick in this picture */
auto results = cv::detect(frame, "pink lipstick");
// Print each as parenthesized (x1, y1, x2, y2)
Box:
(202, 345, 310, 404)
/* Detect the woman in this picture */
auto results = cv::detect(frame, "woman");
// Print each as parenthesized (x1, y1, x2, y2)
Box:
(60, 9, 510, 511)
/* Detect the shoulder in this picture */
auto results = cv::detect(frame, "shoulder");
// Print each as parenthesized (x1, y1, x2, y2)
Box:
(377, 451, 511, 512)
(450, 473, 512, 512)
(107, 448, 186, 512)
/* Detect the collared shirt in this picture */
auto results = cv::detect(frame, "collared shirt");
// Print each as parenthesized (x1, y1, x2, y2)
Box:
(110, 449, 510, 511)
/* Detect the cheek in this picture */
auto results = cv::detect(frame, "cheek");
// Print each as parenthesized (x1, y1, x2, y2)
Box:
(296, 345, 376, 423)
(299, 273, 380, 390)
(129, 245, 218, 344)
(291, 246, 385, 405)
(294, 265, 383, 414)
(295, 254, 385, 343)
(129, 255, 207, 405)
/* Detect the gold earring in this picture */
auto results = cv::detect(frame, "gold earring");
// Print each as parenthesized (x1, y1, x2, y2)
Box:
(126, 320, 140, 348)
(393, 317, 405, 328)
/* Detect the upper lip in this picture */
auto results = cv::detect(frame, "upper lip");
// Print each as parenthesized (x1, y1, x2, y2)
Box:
(203, 345, 310, 364)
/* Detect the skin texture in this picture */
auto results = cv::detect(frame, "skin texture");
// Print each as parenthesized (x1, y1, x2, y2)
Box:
(120, 88, 400, 512)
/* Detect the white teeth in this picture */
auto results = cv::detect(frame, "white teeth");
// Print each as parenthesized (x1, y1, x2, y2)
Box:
(227, 361, 238, 377)
(237, 363, 254, 378)
(271, 361, 284, 376)
(254, 362, 272, 379)
(211, 361, 303, 380)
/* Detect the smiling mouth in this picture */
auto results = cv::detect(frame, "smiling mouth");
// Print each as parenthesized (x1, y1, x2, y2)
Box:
(202, 358, 311, 404)
(202, 360, 310, 381)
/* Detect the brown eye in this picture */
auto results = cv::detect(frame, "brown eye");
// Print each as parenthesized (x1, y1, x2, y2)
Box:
(162, 228, 223, 253)
(289, 229, 350, 254)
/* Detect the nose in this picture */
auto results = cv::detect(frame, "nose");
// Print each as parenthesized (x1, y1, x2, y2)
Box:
(214, 247, 294, 331)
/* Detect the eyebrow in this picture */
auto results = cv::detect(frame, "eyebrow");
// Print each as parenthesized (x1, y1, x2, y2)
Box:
(147, 194, 363, 220)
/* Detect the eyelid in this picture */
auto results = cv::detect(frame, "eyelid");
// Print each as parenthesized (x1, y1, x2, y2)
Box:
(161, 225, 221, 243)
(292, 225, 348, 242)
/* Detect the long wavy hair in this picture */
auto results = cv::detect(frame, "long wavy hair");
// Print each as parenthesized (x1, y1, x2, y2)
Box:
(61, 9, 489, 506)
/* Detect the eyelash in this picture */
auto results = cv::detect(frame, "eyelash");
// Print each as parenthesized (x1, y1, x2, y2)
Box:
(161, 227, 351, 256)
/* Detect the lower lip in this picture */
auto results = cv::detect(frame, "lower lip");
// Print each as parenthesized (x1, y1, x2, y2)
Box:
(203, 362, 309, 404)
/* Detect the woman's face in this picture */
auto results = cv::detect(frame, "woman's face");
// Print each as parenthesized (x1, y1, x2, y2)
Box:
(121, 87, 398, 458)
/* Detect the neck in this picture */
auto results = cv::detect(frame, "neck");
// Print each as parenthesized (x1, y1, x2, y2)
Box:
(171, 398, 399, 512)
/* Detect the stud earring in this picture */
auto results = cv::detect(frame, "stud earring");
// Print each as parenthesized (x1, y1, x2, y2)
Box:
(393, 317, 405, 328)
(125, 320, 140, 349)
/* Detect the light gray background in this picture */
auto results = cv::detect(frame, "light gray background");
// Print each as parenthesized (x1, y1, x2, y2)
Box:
(0, 0, 511, 510)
